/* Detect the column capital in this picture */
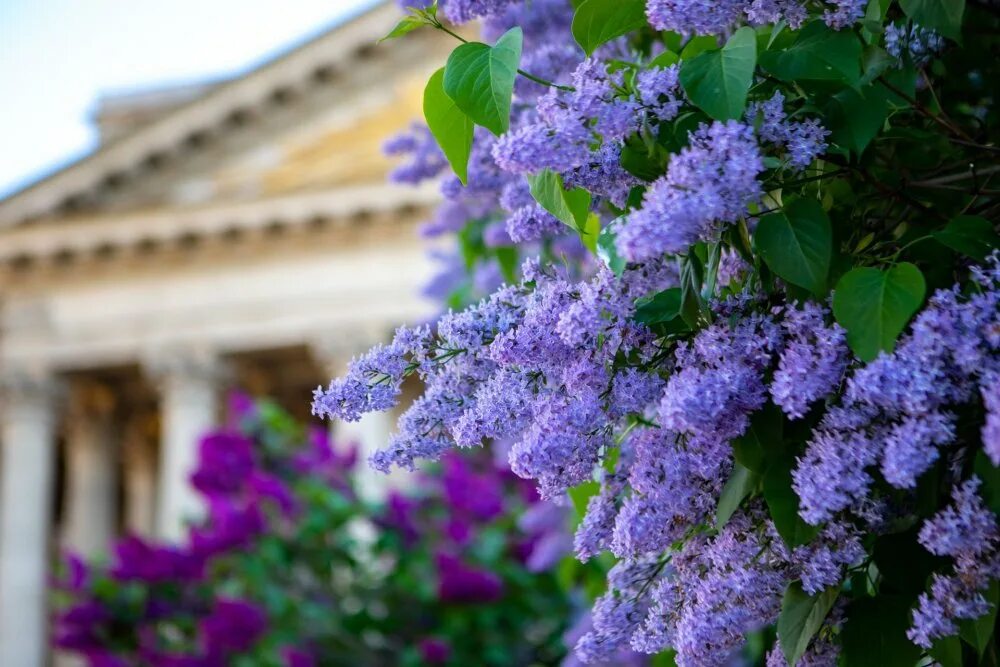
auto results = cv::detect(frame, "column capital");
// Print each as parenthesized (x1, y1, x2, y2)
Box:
(141, 345, 228, 385)
(0, 364, 63, 409)
(66, 380, 117, 422)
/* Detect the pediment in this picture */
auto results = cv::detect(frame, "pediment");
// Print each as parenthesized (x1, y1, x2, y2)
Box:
(0, 1, 453, 228)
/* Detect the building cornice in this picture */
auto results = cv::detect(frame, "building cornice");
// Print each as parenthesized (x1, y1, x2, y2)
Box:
(0, 182, 439, 271)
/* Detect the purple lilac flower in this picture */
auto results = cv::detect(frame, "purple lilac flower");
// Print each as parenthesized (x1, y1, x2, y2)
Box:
(439, 0, 520, 24)
(418, 638, 452, 664)
(823, 0, 865, 29)
(771, 303, 848, 419)
(190, 431, 255, 496)
(909, 478, 1000, 647)
(435, 552, 505, 602)
(616, 121, 764, 261)
(794, 263, 1000, 524)
(880, 411, 955, 488)
(383, 123, 447, 185)
(747, 92, 829, 171)
(200, 598, 268, 660)
(311, 331, 413, 422)
(885, 23, 946, 67)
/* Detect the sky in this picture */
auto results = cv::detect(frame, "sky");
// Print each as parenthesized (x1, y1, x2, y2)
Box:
(0, 0, 381, 198)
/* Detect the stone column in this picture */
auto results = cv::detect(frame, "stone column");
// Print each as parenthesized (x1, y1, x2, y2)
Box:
(311, 333, 400, 503)
(122, 413, 157, 539)
(0, 370, 60, 667)
(62, 382, 118, 558)
(145, 349, 222, 542)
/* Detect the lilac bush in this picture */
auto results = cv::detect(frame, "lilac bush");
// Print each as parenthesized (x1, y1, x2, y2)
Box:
(54, 396, 575, 666)
(318, 1, 1000, 665)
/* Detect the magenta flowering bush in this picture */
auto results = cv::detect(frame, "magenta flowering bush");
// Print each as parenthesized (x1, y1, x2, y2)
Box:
(53, 396, 574, 666)
(314, 1, 1000, 665)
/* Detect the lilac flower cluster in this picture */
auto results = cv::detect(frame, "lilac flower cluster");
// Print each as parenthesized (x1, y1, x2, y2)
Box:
(645, 0, 861, 35)
(885, 23, 946, 67)
(748, 92, 830, 171)
(793, 262, 1000, 524)
(615, 121, 764, 262)
(908, 477, 1000, 647)
(373, 1, 991, 663)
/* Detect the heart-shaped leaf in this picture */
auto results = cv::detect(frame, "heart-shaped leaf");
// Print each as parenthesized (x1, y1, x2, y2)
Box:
(778, 582, 839, 666)
(760, 20, 862, 84)
(755, 198, 832, 296)
(833, 263, 926, 362)
(443, 27, 522, 135)
(423, 68, 474, 185)
(572, 0, 648, 56)
(679, 26, 757, 121)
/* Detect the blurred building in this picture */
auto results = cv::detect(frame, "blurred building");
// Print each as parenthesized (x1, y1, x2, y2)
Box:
(0, 3, 452, 664)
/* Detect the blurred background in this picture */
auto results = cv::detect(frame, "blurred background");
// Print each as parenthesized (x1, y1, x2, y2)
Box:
(0, 1, 458, 662)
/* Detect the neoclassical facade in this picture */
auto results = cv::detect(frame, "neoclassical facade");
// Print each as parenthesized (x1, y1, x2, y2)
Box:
(0, 4, 451, 664)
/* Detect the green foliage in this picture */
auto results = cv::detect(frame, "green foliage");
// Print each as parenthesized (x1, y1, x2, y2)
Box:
(763, 457, 821, 547)
(832, 262, 926, 362)
(900, 0, 965, 40)
(443, 27, 522, 135)
(679, 27, 757, 120)
(777, 582, 838, 666)
(759, 21, 861, 84)
(528, 169, 592, 230)
(716, 463, 760, 530)
(597, 221, 627, 275)
(755, 198, 832, 296)
(424, 68, 475, 184)
(571, 0, 648, 56)
(841, 596, 923, 667)
(933, 215, 1000, 261)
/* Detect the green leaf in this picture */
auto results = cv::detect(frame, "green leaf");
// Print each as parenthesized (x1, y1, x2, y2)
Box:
(527, 169, 592, 230)
(679, 27, 757, 121)
(826, 84, 889, 155)
(778, 582, 839, 666)
(620, 138, 669, 181)
(900, 0, 964, 40)
(763, 458, 821, 547)
(755, 198, 832, 296)
(872, 528, 946, 594)
(732, 402, 784, 474)
(378, 15, 425, 43)
(929, 635, 964, 667)
(678, 253, 705, 329)
(933, 215, 1000, 262)
(581, 212, 601, 255)
(568, 480, 600, 520)
(495, 246, 518, 283)
(423, 68, 475, 185)
(959, 579, 999, 657)
(649, 50, 679, 68)
(634, 288, 683, 325)
(832, 263, 926, 362)
(760, 21, 862, 84)
(443, 27, 522, 135)
(572, 0, 648, 56)
(716, 463, 760, 530)
(841, 596, 924, 667)
(974, 449, 1000, 515)
(680, 35, 718, 60)
(597, 221, 627, 276)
